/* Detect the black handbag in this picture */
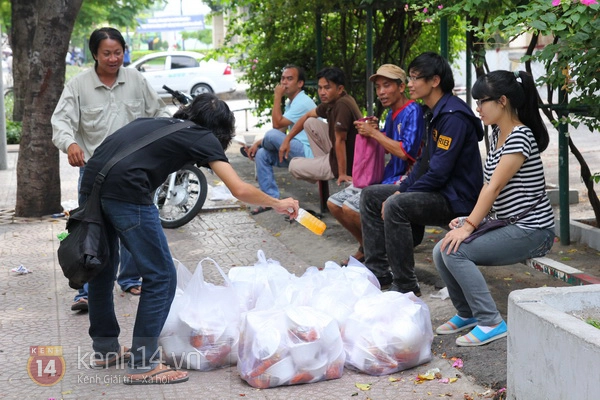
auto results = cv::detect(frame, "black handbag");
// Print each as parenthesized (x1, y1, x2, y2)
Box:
(58, 184, 109, 289)
(57, 120, 193, 289)
(462, 195, 545, 244)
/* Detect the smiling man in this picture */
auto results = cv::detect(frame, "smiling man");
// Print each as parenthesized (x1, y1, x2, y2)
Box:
(328, 64, 424, 265)
(281, 66, 362, 186)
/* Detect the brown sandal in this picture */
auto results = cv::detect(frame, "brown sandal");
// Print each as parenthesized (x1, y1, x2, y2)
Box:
(90, 346, 130, 369)
(250, 206, 272, 215)
(124, 364, 189, 385)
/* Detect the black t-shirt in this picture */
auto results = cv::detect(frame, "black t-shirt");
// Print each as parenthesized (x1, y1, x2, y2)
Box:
(80, 118, 228, 204)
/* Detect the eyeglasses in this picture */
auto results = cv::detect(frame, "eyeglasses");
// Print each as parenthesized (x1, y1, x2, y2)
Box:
(407, 75, 429, 82)
(475, 98, 497, 107)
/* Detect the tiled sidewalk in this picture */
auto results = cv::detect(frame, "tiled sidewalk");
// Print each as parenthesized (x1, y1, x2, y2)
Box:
(0, 148, 491, 399)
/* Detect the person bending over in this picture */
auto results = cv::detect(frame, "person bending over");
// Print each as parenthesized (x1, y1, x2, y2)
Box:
(79, 94, 299, 384)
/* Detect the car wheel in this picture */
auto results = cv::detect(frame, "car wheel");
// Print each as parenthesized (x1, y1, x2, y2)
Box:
(191, 83, 213, 96)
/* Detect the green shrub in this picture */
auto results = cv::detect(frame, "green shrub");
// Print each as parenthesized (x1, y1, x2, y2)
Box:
(4, 89, 20, 144)
(5, 120, 22, 144)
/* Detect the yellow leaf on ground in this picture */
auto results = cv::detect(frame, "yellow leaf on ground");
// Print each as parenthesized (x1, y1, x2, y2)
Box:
(355, 383, 372, 391)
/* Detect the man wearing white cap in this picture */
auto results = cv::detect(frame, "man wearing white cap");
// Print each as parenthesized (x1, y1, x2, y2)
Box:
(329, 64, 424, 265)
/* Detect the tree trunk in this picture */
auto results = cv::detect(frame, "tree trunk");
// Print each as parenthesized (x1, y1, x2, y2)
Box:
(11, 0, 83, 217)
(522, 33, 600, 227)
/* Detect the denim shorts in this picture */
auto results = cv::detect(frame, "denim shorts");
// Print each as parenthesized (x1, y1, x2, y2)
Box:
(328, 185, 362, 212)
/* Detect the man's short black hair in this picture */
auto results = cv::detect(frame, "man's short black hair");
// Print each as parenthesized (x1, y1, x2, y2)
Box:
(173, 94, 236, 150)
(408, 52, 455, 94)
(89, 27, 126, 65)
(283, 64, 306, 90)
(316, 66, 345, 87)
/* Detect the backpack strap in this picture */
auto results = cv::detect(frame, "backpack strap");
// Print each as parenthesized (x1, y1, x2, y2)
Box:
(94, 120, 193, 186)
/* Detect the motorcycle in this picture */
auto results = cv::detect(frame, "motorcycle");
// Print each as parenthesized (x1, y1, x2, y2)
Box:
(153, 85, 208, 228)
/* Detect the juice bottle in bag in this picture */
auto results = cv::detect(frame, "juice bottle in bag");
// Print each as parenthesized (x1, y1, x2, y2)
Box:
(295, 208, 326, 235)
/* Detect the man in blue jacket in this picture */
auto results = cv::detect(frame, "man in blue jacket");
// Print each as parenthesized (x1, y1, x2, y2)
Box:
(360, 52, 484, 295)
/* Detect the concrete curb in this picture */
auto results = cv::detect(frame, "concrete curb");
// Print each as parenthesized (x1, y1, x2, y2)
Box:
(524, 257, 600, 285)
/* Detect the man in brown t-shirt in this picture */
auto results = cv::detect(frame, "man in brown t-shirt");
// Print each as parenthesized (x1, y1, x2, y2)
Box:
(280, 67, 362, 185)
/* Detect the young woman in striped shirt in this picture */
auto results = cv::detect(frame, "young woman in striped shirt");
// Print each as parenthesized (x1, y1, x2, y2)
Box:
(433, 70, 555, 346)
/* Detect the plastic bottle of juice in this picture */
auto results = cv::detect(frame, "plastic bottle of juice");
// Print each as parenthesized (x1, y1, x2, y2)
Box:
(295, 208, 326, 235)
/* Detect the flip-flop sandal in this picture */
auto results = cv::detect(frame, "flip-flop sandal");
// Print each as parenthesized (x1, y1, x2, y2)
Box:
(250, 206, 272, 215)
(124, 364, 189, 385)
(125, 286, 141, 296)
(90, 346, 131, 369)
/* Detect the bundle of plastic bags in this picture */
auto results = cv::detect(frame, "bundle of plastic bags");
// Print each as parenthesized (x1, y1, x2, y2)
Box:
(159, 258, 240, 371)
(302, 259, 381, 325)
(342, 291, 433, 375)
(160, 251, 434, 384)
(227, 250, 295, 313)
(237, 306, 345, 388)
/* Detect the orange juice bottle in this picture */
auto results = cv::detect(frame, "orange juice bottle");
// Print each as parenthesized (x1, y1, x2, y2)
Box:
(296, 208, 326, 235)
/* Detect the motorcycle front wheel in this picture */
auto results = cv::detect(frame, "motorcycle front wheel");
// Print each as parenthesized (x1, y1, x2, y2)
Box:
(153, 165, 208, 228)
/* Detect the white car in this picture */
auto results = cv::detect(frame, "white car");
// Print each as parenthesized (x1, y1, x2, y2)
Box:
(128, 51, 236, 97)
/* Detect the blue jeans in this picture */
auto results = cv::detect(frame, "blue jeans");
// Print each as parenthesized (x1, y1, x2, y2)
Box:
(74, 251, 141, 301)
(360, 184, 456, 291)
(89, 198, 177, 372)
(255, 129, 306, 198)
(73, 169, 141, 302)
(433, 224, 554, 326)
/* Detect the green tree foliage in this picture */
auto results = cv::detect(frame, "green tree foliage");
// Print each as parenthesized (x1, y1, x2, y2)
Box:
(0, 0, 11, 30)
(214, 0, 464, 122)
(69, 0, 164, 59)
(181, 29, 212, 47)
(491, 0, 598, 130)
(441, 0, 600, 225)
(6, 0, 161, 217)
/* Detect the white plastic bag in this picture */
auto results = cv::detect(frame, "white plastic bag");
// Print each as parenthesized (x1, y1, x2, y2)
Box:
(228, 250, 295, 312)
(238, 306, 345, 388)
(303, 261, 380, 326)
(342, 291, 433, 375)
(160, 259, 192, 338)
(160, 258, 241, 371)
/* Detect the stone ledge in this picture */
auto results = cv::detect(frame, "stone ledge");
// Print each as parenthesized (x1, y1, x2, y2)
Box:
(557, 217, 600, 252)
(508, 285, 600, 400)
(546, 186, 578, 205)
(524, 256, 600, 285)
